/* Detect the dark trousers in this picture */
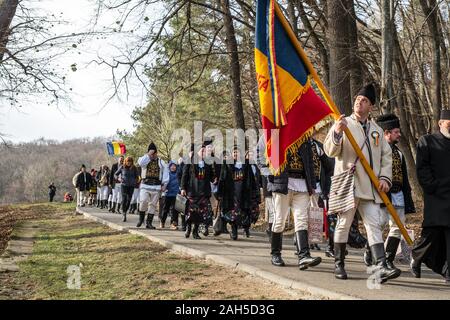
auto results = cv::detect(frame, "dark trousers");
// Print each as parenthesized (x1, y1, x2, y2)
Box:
(412, 227, 450, 276)
(121, 185, 135, 213)
(49, 194, 55, 202)
(160, 196, 176, 224)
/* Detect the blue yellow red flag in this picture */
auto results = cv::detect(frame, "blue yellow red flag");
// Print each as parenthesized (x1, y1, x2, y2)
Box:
(255, 0, 333, 174)
(106, 141, 126, 156)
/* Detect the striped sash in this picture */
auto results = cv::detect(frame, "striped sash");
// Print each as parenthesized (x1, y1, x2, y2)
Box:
(328, 166, 356, 214)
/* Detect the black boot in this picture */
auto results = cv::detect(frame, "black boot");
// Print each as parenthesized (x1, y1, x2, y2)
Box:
(370, 243, 401, 283)
(181, 215, 186, 232)
(296, 230, 321, 270)
(100, 200, 105, 209)
(108, 201, 113, 211)
(385, 237, 401, 270)
(410, 257, 421, 278)
(193, 224, 201, 239)
(230, 222, 238, 240)
(334, 243, 348, 280)
(122, 212, 127, 222)
(136, 212, 145, 227)
(110, 203, 116, 213)
(117, 204, 122, 214)
(185, 223, 192, 238)
(325, 235, 335, 258)
(221, 218, 229, 234)
(145, 214, 155, 229)
(363, 242, 373, 266)
(130, 204, 136, 214)
(244, 227, 250, 238)
(266, 223, 273, 242)
(271, 232, 285, 266)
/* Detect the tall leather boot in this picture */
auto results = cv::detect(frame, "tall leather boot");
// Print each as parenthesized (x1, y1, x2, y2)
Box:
(145, 214, 155, 229)
(117, 203, 122, 214)
(108, 201, 112, 211)
(96, 199, 100, 207)
(325, 234, 335, 258)
(410, 257, 421, 278)
(230, 222, 238, 240)
(334, 242, 348, 280)
(136, 212, 145, 227)
(370, 243, 401, 283)
(296, 230, 321, 270)
(122, 211, 127, 222)
(100, 200, 105, 209)
(185, 223, 192, 238)
(130, 204, 136, 214)
(110, 203, 116, 213)
(193, 224, 201, 239)
(363, 242, 373, 266)
(385, 236, 401, 270)
(270, 232, 285, 266)
(266, 223, 273, 242)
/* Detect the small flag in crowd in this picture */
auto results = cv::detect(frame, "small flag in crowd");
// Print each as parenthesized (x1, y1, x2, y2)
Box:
(255, 0, 333, 175)
(106, 141, 126, 156)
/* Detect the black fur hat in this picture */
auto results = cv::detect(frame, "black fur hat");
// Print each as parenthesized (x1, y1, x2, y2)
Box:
(440, 109, 450, 120)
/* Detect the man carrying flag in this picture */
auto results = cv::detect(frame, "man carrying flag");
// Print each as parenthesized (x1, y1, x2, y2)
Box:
(324, 84, 401, 283)
(255, 0, 334, 269)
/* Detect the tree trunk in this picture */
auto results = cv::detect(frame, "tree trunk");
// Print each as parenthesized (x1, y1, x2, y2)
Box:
(380, 0, 395, 114)
(0, 0, 19, 61)
(327, 0, 352, 114)
(220, 0, 245, 130)
(419, 0, 442, 132)
(347, 0, 363, 99)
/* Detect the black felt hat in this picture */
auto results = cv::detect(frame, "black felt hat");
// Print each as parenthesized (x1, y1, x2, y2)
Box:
(147, 142, 157, 152)
(440, 109, 450, 120)
(376, 113, 400, 131)
(357, 83, 377, 105)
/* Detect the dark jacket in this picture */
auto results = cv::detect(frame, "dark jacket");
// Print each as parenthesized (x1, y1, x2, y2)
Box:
(386, 144, 415, 214)
(76, 171, 92, 191)
(181, 162, 214, 197)
(109, 163, 120, 187)
(115, 165, 139, 187)
(267, 140, 334, 196)
(218, 159, 259, 212)
(416, 132, 450, 227)
(48, 185, 56, 195)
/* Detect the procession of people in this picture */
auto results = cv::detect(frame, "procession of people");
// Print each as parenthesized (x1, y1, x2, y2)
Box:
(68, 84, 450, 286)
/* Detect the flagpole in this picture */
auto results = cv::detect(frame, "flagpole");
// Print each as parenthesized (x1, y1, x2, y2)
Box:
(273, 2, 412, 245)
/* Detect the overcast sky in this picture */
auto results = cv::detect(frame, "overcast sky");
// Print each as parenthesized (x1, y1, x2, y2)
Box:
(1, 0, 149, 143)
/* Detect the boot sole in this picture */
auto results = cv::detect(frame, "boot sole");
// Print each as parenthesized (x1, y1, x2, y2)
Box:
(299, 257, 322, 270)
(335, 275, 348, 280)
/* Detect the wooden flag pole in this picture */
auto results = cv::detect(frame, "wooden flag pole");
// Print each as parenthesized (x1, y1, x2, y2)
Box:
(273, 2, 413, 245)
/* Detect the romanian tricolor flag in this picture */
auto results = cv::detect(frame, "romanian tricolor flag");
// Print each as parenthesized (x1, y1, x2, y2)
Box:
(106, 141, 126, 156)
(255, 0, 333, 174)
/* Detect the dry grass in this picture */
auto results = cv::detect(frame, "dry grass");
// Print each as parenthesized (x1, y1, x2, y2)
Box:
(1, 203, 300, 300)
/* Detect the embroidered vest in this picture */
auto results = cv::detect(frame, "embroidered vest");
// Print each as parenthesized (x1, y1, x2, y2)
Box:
(391, 147, 403, 193)
(144, 159, 161, 185)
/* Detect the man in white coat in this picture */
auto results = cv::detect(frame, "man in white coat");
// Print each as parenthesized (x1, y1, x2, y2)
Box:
(137, 142, 169, 229)
(324, 83, 401, 283)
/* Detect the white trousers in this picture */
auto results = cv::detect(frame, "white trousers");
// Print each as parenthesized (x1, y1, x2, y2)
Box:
(130, 188, 140, 204)
(381, 206, 406, 239)
(265, 197, 275, 224)
(112, 183, 122, 204)
(100, 186, 110, 201)
(272, 191, 313, 233)
(334, 198, 384, 245)
(76, 188, 88, 206)
(139, 189, 160, 214)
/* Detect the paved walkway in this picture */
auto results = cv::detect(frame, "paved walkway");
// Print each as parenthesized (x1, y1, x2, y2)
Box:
(77, 207, 449, 300)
